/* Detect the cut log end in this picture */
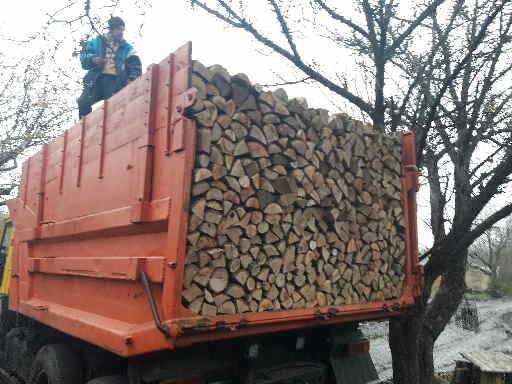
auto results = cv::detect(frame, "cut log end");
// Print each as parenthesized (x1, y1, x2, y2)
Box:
(183, 61, 406, 315)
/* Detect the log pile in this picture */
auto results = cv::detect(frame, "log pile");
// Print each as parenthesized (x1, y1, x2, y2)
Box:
(182, 61, 407, 316)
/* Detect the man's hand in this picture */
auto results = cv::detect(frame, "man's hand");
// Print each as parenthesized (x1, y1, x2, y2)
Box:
(91, 57, 105, 68)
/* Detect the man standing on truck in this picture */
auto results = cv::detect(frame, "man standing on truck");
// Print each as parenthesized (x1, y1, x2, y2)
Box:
(77, 16, 142, 118)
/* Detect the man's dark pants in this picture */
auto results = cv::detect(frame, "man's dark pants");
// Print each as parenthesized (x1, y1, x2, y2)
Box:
(78, 74, 119, 118)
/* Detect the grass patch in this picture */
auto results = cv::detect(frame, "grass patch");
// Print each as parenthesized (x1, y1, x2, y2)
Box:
(490, 279, 512, 298)
(464, 290, 493, 301)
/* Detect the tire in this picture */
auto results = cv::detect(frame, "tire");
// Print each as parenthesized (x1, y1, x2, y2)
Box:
(86, 376, 127, 384)
(4, 327, 32, 380)
(28, 344, 83, 384)
(0, 368, 22, 384)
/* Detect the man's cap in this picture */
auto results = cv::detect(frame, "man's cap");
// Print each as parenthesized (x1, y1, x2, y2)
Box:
(108, 16, 125, 30)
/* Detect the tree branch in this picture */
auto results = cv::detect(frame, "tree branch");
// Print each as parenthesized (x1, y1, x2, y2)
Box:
(386, 0, 446, 57)
(416, 1, 510, 164)
(193, 0, 375, 115)
(361, 0, 379, 49)
(462, 203, 512, 250)
(471, 148, 512, 219)
(267, 0, 300, 58)
(255, 76, 311, 87)
(313, 0, 370, 39)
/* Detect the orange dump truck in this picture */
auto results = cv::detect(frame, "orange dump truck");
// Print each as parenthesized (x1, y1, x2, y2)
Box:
(2, 43, 422, 384)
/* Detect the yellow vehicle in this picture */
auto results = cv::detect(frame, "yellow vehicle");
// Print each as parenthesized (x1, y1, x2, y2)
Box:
(0, 217, 13, 297)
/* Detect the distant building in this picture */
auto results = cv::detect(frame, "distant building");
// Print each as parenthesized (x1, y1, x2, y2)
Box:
(465, 267, 491, 291)
(431, 265, 492, 295)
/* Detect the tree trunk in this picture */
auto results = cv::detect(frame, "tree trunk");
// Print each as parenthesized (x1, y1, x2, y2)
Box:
(389, 250, 467, 384)
(373, 67, 386, 131)
(390, 317, 435, 384)
(389, 315, 421, 384)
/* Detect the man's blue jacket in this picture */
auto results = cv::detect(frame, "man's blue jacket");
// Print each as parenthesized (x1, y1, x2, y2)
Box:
(80, 36, 141, 89)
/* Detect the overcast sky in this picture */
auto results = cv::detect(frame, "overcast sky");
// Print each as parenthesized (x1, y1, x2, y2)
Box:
(1, 1, 366, 112)
(0, 0, 437, 245)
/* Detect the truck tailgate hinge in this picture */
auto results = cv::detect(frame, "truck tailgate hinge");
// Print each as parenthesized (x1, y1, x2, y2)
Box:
(168, 88, 198, 154)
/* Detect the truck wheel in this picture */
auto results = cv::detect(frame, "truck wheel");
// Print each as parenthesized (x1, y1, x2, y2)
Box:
(28, 344, 83, 384)
(86, 377, 127, 384)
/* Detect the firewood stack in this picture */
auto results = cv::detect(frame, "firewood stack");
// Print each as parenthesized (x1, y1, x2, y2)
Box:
(182, 61, 407, 316)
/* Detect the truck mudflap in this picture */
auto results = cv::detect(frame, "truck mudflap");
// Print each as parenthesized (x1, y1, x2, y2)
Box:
(329, 327, 379, 384)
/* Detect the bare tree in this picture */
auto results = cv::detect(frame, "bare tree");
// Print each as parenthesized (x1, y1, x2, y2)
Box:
(470, 219, 512, 279)
(45, 0, 151, 48)
(387, 2, 512, 382)
(190, 1, 512, 383)
(0, 48, 75, 205)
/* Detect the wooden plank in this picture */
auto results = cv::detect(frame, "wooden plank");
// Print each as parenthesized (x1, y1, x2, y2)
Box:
(462, 352, 512, 373)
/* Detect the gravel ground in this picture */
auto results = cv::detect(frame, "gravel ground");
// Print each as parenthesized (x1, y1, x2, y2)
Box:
(360, 298, 512, 380)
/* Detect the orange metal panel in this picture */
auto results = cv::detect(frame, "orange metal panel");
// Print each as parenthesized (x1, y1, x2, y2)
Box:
(98, 101, 108, 179)
(6, 42, 423, 357)
(59, 131, 68, 194)
(401, 132, 423, 298)
(151, 53, 173, 202)
(28, 257, 165, 283)
(131, 65, 158, 223)
(77, 119, 86, 187)
(21, 158, 30, 207)
(161, 42, 195, 320)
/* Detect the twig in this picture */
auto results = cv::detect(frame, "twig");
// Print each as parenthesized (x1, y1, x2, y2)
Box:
(256, 76, 312, 87)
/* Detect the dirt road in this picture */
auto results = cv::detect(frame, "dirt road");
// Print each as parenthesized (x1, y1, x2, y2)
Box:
(362, 298, 512, 379)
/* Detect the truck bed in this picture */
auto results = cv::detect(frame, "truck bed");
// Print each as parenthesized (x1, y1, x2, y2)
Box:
(7, 42, 422, 357)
